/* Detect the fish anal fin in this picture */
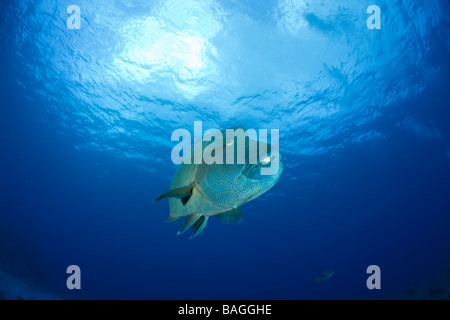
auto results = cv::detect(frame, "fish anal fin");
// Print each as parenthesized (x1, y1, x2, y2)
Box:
(189, 216, 209, 239)
(214, 207, 243, 224)
(153, 183, 194, 203)
(177, 214, 201, 235)
(165, 216, 179, 223)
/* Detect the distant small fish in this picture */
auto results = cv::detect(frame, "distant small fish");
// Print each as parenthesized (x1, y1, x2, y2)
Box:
(315, 270, 334, 285)
(16, 296, 24, 300)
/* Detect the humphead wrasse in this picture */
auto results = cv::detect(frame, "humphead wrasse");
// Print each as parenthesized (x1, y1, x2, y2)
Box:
(153, 128, 283, 238)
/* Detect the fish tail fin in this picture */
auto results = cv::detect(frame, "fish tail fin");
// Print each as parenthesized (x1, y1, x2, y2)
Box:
(153, 183, 194, 205)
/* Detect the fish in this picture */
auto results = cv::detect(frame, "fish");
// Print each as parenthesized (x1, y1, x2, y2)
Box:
(153, 127, 283, 238)
(315, 270, 334, 285)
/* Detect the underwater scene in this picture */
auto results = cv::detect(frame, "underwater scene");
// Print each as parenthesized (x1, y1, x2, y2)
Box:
(0, 0, 449, 300)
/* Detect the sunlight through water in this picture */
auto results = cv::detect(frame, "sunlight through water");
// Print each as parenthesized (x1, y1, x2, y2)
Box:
(12, 0, 444, 161)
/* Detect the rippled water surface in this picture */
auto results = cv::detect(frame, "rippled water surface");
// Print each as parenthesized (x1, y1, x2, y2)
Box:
(0, 0, 449, 299)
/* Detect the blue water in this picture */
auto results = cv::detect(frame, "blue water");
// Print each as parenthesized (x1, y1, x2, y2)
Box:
(0, 0, 449, 300)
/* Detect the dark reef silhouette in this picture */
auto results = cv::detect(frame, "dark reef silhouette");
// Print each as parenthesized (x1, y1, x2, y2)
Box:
(394, 264, 450, 300)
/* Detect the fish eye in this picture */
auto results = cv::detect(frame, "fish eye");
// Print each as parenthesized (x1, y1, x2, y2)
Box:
(260, 156, 271, 165)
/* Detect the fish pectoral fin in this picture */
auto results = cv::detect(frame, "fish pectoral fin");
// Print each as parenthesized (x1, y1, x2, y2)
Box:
(153, 183, 194, 205)
(213, 207, 243, 224)
(189, 215, 209, 239)
(181, 195, 191, 206)
(177, 214, 201, 235)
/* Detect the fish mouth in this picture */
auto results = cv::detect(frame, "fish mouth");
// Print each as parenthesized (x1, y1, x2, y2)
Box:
(238, 161, 283, 205)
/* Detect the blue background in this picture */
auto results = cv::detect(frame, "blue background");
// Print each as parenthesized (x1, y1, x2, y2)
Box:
(0, 0, 449, 299)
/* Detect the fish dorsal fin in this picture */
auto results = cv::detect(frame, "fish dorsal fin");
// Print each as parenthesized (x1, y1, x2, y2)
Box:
(202, 127, 247, 145)
(201, 127, 248, 151)
(186, 127, 252, 179)
(184, 128, 247, 165)
(214, 207, 243, 224)
(153, 182, 194, 206)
